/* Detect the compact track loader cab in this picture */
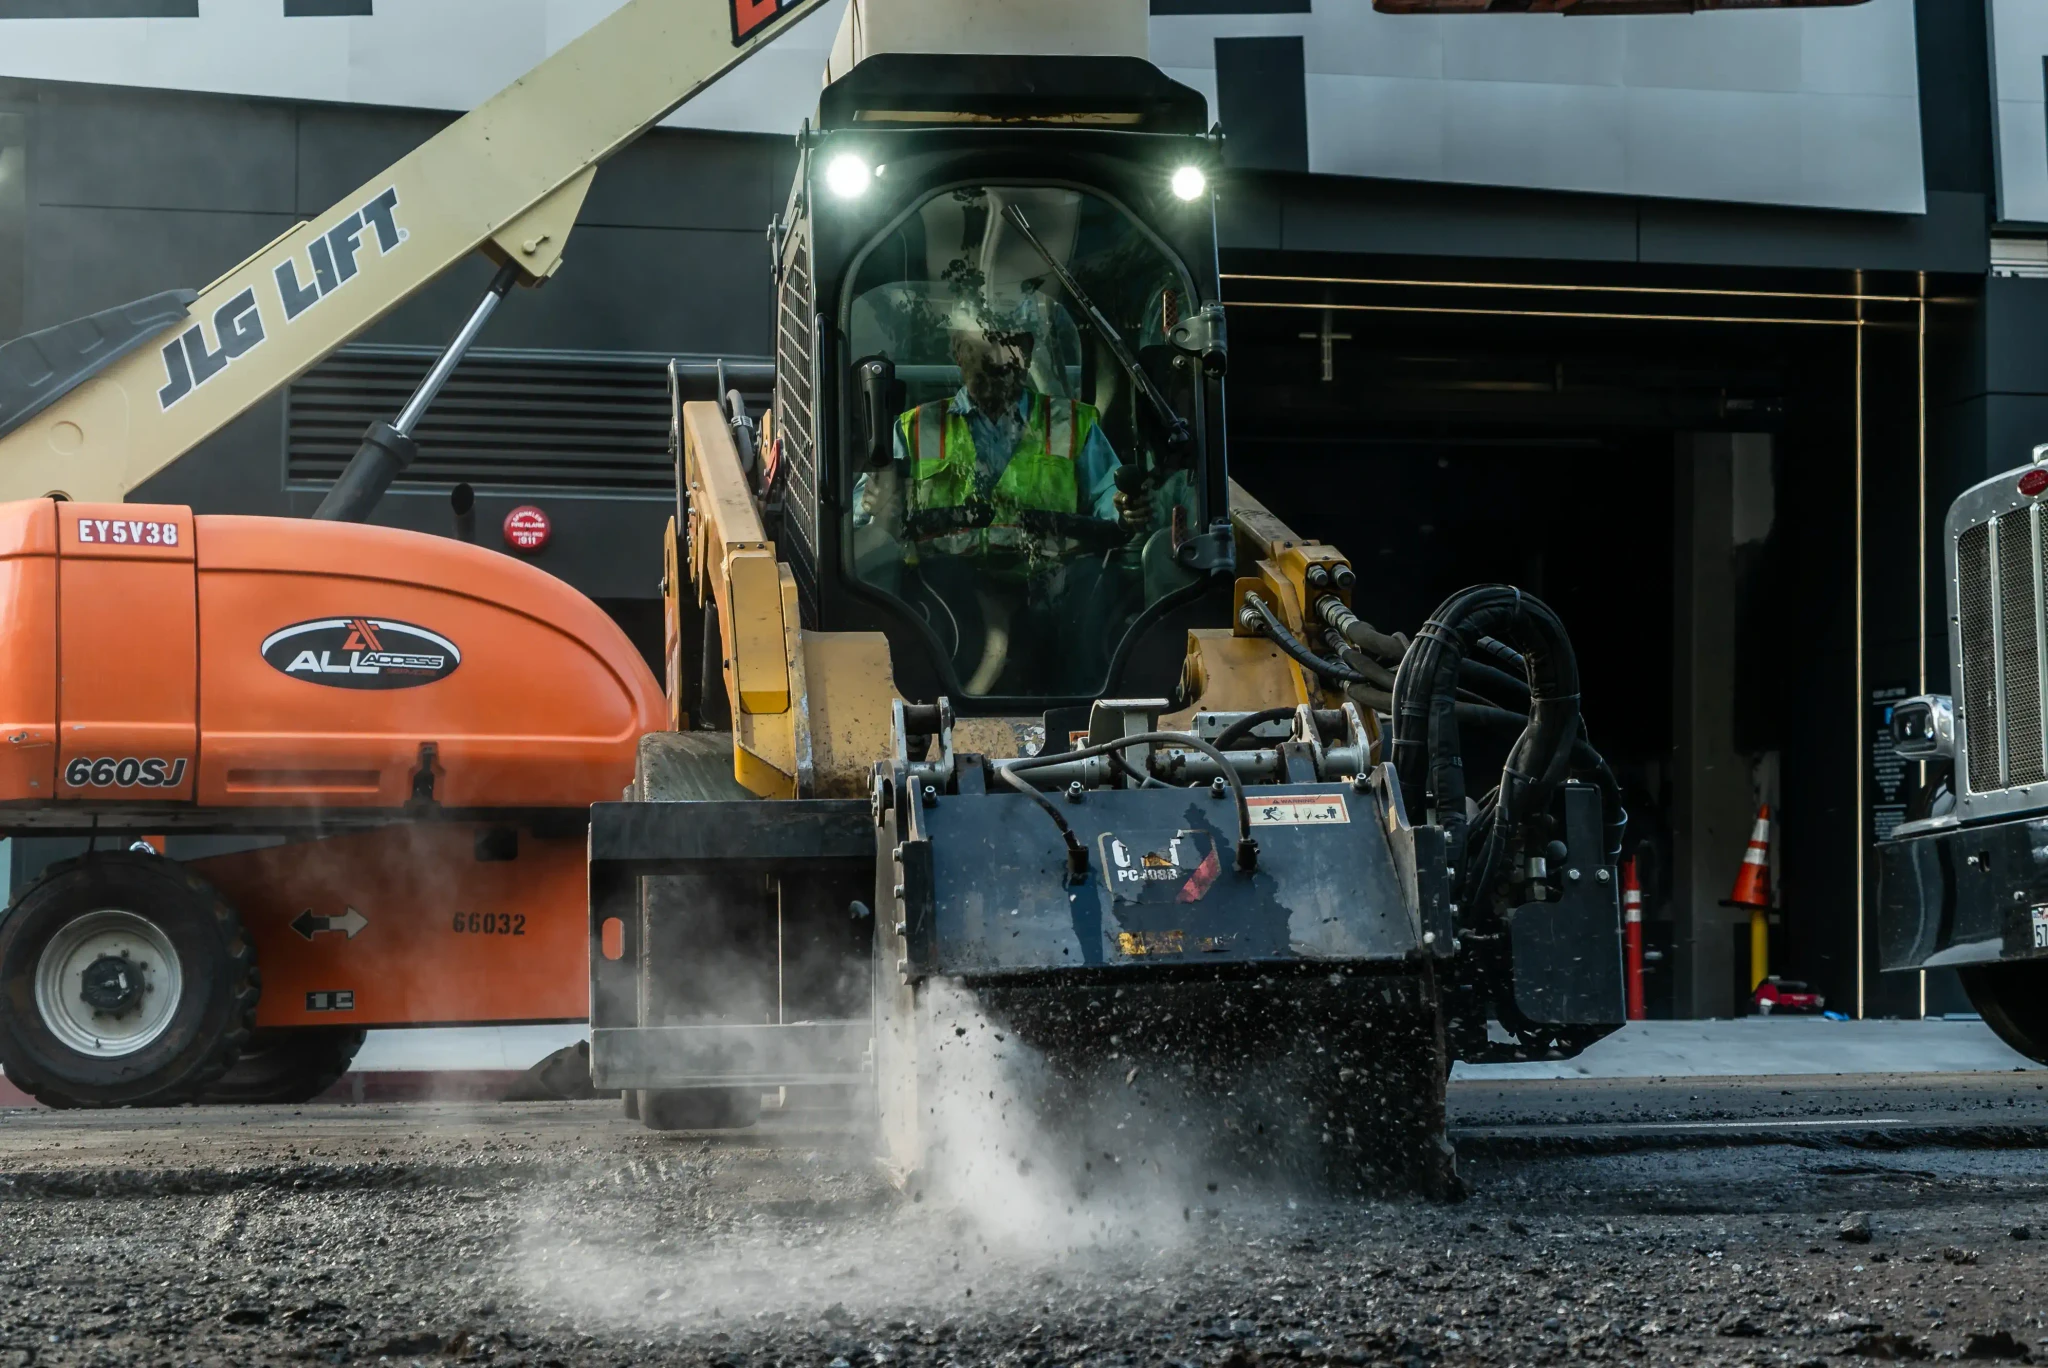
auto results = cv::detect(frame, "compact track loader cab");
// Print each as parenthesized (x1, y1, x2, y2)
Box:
(592, 50, 1631, 1194)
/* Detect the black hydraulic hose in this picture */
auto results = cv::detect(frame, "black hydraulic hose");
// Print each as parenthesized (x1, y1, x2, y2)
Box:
(1212, 706, 1295, 752)
(1460, 657, 1531, 710)
(1474, 635, 1525, 673)
(1389, 585, 1581, 902)
(1327, 635, 1399, 691)
(1005, 730, 1259, 872)
(1315, 595, 1407, 663)
(1445, 703, 1629, 865)
(997, 763, 1092, 881)
(1241, 593, 1368, 685)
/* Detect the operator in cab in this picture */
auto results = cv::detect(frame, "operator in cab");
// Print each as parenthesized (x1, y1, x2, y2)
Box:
(865, 315, 1150, 557)
(854, 301, 1158, 697)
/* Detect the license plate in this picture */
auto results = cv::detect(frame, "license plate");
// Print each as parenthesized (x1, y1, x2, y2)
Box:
(2034, 905, 2048, 951)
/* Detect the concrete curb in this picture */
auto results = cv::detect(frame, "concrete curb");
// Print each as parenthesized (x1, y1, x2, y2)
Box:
(1453, 1117, 2048, 1158)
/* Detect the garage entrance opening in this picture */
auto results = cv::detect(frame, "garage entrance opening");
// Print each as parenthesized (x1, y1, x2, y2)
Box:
(1221, 257, 1929, 1019)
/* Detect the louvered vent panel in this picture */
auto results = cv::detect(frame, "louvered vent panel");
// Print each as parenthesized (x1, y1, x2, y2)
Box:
(288, 350, 672, 494)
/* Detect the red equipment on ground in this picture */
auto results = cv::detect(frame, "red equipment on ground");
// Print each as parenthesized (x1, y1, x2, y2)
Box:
(1750, 977, 1824, 1015)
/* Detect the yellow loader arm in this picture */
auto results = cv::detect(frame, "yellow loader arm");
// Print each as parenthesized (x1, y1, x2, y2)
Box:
(0, 0, 831, 504)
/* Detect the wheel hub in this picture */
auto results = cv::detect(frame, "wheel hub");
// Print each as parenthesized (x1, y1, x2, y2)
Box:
(78, 954, 142, 1014)
(33, 909, 184, 1059)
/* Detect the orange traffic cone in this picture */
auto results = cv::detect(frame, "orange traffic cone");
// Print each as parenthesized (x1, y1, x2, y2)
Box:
(1725, 804, 1772, 909)
(1724, 804, 1774, 994)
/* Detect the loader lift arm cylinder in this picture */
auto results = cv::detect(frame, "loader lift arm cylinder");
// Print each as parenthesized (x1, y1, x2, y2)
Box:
(313, 262, 519, 522)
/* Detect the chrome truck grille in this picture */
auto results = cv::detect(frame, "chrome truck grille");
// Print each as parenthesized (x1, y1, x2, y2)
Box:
(1956, 507, 2048, 798)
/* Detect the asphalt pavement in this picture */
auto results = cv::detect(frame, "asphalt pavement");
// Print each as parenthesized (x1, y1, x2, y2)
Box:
(3, 1069, 2048, 1366)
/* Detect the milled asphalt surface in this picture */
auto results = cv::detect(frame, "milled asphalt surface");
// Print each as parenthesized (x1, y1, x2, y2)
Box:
(3, 1074, 2048, 1367)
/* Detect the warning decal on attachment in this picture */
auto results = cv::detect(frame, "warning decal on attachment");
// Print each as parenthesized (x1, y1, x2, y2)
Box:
(1249, 793, 1350, 827)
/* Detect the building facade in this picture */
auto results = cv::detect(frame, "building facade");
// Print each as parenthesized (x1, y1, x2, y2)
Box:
(0, 0, 2021, 1017)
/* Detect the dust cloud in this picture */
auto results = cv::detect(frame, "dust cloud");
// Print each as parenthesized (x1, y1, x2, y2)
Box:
(512, 980, 1268, 1332)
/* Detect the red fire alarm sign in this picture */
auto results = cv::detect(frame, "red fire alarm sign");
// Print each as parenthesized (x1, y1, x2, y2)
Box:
(503, 505, 551, 552)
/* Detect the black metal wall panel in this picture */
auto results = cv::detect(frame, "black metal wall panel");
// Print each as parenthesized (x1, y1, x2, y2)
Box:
(29, 85, 295, 217)
(1214, 37, 1307, 174)
(1916, 0, 1994, 196)
(1221, 175, 1988, 277)
(24, 204, 296, 330)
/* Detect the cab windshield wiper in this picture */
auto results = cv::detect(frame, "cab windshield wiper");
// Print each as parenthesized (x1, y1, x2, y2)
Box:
(1001, 203, 1192, 461)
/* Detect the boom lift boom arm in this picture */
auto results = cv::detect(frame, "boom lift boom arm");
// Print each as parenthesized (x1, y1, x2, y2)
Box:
(0, 0, 831, 505)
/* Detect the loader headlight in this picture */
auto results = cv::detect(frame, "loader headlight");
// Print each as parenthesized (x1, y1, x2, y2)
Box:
(825, 153, 871, 199)
(1170, 165, 1207, 201)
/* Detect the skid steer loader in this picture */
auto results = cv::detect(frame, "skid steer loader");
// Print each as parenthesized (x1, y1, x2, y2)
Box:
(0, 0, 1664, 1123)
(588, 28, 1631, 1193)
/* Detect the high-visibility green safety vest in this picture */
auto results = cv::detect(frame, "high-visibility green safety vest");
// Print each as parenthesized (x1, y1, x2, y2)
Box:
(896, 393, 1099, 559)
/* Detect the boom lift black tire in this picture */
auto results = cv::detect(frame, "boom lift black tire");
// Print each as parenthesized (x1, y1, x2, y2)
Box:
(0, 853, 258, 1108)
(636, 1087, 762, 1130)
(1960, 961, 2048, 1065)
(199, 1027, 365, 1104)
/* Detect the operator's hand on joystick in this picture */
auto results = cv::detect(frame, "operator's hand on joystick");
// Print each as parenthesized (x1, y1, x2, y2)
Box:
(1113, 463, 1153, 533)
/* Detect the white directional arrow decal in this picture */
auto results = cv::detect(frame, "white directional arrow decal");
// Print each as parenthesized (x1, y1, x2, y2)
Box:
(291, 905, 370, 941)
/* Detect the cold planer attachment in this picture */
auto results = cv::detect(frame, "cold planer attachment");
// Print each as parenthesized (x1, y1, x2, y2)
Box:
(588, 697, 1625, 1194)
(871, 697, 1459, 1195)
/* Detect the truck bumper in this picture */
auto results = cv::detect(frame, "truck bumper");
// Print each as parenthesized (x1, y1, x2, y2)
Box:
(1877, 814, 2048, 972)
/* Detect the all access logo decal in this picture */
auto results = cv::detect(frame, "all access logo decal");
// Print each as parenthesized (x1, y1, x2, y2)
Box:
(261, 617, 461, 690)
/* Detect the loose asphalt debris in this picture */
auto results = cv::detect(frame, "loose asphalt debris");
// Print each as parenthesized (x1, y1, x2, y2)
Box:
(0, 1094, 2045, 1367)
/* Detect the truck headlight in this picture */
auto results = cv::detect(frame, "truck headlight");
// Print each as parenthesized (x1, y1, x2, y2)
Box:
(1891, 694, 1954, 761)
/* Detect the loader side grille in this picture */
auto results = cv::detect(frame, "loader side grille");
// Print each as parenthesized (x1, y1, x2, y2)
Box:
(776, 228, 819, 622)
(287, 347, 672, 494)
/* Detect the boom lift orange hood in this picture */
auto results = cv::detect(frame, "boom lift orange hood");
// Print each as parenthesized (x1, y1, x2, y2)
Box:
(0, 499, 663, 821)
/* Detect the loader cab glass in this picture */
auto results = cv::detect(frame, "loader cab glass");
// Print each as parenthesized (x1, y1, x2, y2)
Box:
(844, 184, 1203, 699)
